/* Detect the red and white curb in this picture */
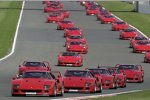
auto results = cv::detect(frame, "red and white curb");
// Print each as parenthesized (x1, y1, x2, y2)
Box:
(51, 90, 143, 100)
(0, 1, 25, 61)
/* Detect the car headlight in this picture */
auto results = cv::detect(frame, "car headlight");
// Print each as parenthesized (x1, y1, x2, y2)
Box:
(105, 80, 110, 84)
(85, 82, 91, 87)
(13, 84, 20, 89)
(44, 85, 50, 90)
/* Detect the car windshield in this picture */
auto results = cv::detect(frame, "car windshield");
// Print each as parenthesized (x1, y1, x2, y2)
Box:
(64, 71, 87, 77)
(69, 35, 82, 39)
(137, 41, 150, 45)
(124, 29, 136, 32)
(70, 42, 83, 45)
(24, 62, 45, 67)
(50, 14, 58, 17)
(61, 20, 71, 23)
(23, 72, 51, 78)
(108, 69, 115, 74)
(135, 37, 147, 40)
(115, 22, 125, 24)
(105, 15, 113, 18)
(118, 65, 136, 70)
(89, 69, 109, 75)
(62, 52, 78, 56)
(67, 27, 80, 30)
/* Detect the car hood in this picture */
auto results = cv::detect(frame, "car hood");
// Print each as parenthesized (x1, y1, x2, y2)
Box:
(13, 78, 55, 89)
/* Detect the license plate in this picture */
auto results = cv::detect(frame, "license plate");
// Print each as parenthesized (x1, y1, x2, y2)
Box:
(26, 92, 36, 95)
(69, 89, 78, 92)
(142, 51, 146, 53)
(66, 64, 72, 66)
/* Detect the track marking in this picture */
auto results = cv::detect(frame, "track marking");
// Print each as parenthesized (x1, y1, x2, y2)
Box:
(51, 90, 143, 100)
(0, 1, 25, 61)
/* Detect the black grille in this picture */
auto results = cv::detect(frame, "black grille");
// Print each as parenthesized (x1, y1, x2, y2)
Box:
(21, 90, 42, 93)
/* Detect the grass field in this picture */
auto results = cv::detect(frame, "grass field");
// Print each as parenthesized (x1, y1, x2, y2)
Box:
(98, 1, 150, 37)
(0, 1, 22, 58)
(87, 90, 150, 100)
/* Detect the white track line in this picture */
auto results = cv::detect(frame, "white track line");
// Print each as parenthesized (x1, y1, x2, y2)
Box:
(51, 90, 143, 100)
(0, 1, 25, 61)
(111, 13, 149, 38)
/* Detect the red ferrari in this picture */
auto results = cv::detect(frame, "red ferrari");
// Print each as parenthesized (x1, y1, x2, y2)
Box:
(116, 64, 144, 83)
(119, 29, 139, 40)
(57, 20, 75, 30)
(59, 10, 70, 18)
(96, 9, 111, 20)
(66, 41, 88, 54)
(63, 70, 102, 93)
(57, 51, 83, 67)
(108, 67, 126, 88)
(64, 27, 83, 37)
(44, 6, 62, 13)
(88, 67, 118, 89)
(12, 70, 64, 96)
(144, 51, 150, 63)
(86, 7, 99, 15)
(130, 36, 148, 48)
(66, 34, 86, 45)
(47, 13, 64, 23)
(18, 61, 51, 75)
(133, 40, 150, 53)
(84, 1, 96, 9)
(100, 15, 116, 24)
(112, 21, 129, 31)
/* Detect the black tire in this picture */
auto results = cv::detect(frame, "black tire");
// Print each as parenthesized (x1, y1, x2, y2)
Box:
(144, 57, 147, 63)
(60, 86, 64, 96)
(52, 85, 57, 97)
(98, 82, 102, 93)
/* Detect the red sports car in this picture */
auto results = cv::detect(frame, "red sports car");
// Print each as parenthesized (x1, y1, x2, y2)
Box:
(46, 2, 63, 8)
(144, 51, 150, 63)
(86, 7, 99, 15)
(112, 21, 129, 31)
(133, 40, 150, 53)
(66, 34, 86, 45)
(57, 20, 75, 30)
(100, 15, 116, 24)
(88, 67, 117, 89)
(108, 67, 126, 88)
(64, 27, 83, 37)
(66, 41, 88, 54)
(96, 9, 111, 20)
(57, 52, 83, 67)
(18, 61, 51, 75)
(119, 29, 139, 40)
(12, 70, 64, 96)
(59, 10, 70, 18)
(130, 36, 148, 48)
(63, 70, 102, 93)
(84, 1, 96, 9)
(44, 6, 62, 13)
(47, 13, 64, 23)
(116, 64, 144, 83)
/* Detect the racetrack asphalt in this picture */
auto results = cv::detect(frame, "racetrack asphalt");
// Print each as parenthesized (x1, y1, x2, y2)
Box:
(0, 1, 150, 100)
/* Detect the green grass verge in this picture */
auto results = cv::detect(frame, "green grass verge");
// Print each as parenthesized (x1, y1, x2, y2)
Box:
(98, 1, 150, 37)
(88, 90, 150, 100)
(0, 1, 22, 58)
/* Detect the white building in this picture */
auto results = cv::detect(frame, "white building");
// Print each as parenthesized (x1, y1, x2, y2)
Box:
(138, 1, 150, 14)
